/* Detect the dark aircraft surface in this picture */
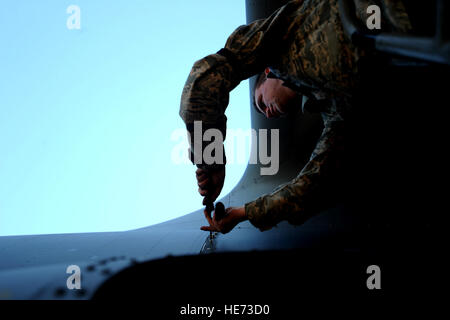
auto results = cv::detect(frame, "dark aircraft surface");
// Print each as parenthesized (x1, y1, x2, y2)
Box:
(0, 0, 447, 307)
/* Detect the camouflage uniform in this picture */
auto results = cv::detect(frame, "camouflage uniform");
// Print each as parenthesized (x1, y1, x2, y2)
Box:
(180, 0, 411, 231)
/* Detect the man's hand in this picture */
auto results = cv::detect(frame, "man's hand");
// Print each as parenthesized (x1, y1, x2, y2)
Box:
(196, 167, 225, 205)
(201, 206, 247, 234)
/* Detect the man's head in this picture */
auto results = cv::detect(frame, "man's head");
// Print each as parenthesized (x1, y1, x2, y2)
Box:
(253, 68, 301, 119)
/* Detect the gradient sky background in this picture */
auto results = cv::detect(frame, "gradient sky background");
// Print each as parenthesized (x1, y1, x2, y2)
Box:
(0, 1, 251, 236)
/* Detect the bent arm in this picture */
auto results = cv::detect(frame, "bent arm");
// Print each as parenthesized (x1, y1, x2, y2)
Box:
(245, 106, 345, 231)
(179, 1, 303, 167)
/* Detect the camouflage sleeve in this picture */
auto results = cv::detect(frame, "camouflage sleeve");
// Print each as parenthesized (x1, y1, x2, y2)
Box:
(179, 1, 304, 165)
(245, 100, 345, 231)
(243, 0, 411, 231)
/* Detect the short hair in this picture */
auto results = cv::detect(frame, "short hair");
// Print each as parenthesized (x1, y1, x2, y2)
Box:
(252, 71, 267, 114)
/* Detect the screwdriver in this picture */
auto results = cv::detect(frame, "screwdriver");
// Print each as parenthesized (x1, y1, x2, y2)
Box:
(205, 201, 225, 240)
(201, 166, 225, 238)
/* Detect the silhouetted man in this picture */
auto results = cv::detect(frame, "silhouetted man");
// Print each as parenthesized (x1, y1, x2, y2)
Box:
(180, 0, 411, 233)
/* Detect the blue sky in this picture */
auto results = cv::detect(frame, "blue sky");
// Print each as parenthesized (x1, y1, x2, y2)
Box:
(0, 1, 251, 236)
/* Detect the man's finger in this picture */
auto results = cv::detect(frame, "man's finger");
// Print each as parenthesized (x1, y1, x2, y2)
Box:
(212, 210, 225, 224)
(200, 226, 216, 232)
(196, 168, 205, 176)
(197, 178, 209, 188)
(197, 173, 208, 182)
